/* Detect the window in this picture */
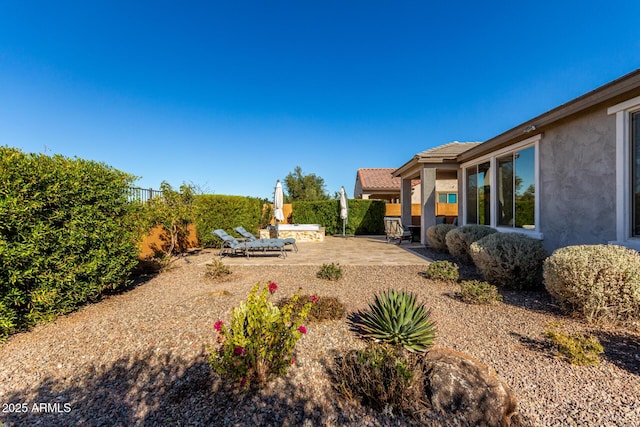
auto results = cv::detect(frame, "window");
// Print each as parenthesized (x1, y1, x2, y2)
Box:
(497, 146, 535, 229)
(462, 134, 540, 236)
(633, 112, 640, 236)
(608, 96, 640, 249)
(466, 162, 491, 225)
(437, 193, 457, 204)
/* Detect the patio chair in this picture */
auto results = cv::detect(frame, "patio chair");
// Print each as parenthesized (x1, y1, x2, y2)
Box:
(234, 226, 298, 253)
(384, 216, 412, 244)
(212, 229, 274, 258)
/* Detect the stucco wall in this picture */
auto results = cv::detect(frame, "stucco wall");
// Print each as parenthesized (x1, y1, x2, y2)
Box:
(539, 107, 616, 252)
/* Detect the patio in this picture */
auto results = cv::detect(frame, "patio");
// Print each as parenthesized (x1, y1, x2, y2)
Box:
(209, 235, 432, 266)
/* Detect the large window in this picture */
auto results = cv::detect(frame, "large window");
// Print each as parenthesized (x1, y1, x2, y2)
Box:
(497, 146, 535, 229)
(463, 136, 539, 234)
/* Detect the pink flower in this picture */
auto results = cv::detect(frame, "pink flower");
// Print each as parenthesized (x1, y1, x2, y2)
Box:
(213, 320, 223, 332)
(297, 325, 307, 334)
(234, 346, 246, 356)
(291, 358, 295, 365)
(310, 295, 319, 303)
(240, 377, 247, 387)
(268, 282, 278, 294)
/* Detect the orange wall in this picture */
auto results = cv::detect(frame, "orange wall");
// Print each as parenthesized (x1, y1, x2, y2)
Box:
(139, 223, 199, 259)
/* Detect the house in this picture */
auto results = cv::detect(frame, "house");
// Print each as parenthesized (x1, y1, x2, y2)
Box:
(354, 168, 420, 203)
(393, 68, 640, 252)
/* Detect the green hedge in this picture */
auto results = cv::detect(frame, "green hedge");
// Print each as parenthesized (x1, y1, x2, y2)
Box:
(194, 195, 270, 247)
(292, 199, 385, 235)
(0, 147, 141, 339)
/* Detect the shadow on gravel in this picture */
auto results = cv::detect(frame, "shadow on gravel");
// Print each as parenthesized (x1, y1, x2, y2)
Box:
(0, 349, 352, 427)
(593, 330, 640, 376)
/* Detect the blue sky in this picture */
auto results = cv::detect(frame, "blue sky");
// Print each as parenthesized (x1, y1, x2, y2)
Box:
(2, 1, 640, 199)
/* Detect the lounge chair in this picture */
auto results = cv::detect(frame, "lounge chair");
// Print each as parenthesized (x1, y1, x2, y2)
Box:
(384, 217, 412, 244)
(234, 226, 298, 253)
(212, 229, 282, 258)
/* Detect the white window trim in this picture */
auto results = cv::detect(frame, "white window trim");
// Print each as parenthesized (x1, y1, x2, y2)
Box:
(608, 96, 640, 250)
(460, 134, 543, 239)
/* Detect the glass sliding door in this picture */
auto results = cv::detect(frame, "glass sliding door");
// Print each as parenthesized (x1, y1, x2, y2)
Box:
(478, 162, 491, 225)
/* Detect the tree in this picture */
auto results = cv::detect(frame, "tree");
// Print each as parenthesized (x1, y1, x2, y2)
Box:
(283, 166, 330, 202)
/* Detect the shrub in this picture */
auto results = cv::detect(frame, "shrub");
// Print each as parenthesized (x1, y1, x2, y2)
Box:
(424, 260, 459, 282)
(543, 245, 640, 323)
(0, 147, 141, 340)
(205, 259, 232, 280)
(194, 195, 266, 247)
(208, 282, 312, 388)
(142, 182, 195, 257)
(458, 280, 503, 305)
(358, 289, 436, 352)
(426, 224, 457, 252)
(278, 294, 345, 322)
(316, 262, 343, 281)
(292, 199, 386, 235)
(445, 225, 498, 263)
(543, 322, 604, 365)
(333, 343, 424, 412)
(469, 232, 547, 290)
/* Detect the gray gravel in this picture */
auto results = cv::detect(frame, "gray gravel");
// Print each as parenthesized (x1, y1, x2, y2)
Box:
(0, 249, 639, 426)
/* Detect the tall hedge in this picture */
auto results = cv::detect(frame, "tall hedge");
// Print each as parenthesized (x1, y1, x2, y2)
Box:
(0, 147, 141, 339)
(194, 195, 269, 247)
(292, 199, 385, 235)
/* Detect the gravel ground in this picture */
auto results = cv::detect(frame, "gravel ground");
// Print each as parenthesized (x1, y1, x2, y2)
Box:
(1, 249, 639, 426)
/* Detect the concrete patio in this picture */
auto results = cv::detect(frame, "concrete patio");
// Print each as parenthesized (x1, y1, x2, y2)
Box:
(208, 235, 432, 266)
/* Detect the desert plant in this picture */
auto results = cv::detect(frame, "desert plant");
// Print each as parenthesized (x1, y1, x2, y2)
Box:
(543, 245, 640, 323)
(458, 280, 503, 305)
(205, 259, 232, 280)
(277, 294, 345, 322)
(469, 232, 547, 290)
(543, 322, 604, 365)
(333, 342, 424, 412)
(317, 263, 343, 281)
(445, 225, 498, 263)
(424, 260, 459, 282)
(426, 224, 458, 252)
(358, 289, 436, 352)
(208, 282, 313, 388)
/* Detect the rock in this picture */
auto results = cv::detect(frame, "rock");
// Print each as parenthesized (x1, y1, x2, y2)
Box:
(424, 348, 518, 427)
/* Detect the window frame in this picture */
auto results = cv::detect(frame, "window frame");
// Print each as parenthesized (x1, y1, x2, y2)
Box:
(460, 134, 542, 239)
(608, 96, 640, 250)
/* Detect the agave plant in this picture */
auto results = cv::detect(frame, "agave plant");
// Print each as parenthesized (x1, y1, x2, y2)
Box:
(359, 289, 436, 352)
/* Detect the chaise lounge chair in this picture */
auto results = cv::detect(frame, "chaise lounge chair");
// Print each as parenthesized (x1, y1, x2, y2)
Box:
(384, 217, 412, 244)
(234, 226, 298, 253)
(213, 229, 284, 258)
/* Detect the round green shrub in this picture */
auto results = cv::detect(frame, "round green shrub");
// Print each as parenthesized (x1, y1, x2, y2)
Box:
(469, 232, 547, 290)
(445, 225, 498, 263)
(543, 244, 640, 323)
(425, 260, 459, 282)
(426, 224, 457, 252)
(458, 280, 503, 305)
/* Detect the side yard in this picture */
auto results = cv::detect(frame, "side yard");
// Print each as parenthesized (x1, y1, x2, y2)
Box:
(0, 252, 639, 426)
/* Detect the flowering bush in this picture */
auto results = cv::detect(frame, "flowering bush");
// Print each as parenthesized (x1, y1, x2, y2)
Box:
(208, 282, 313, 388)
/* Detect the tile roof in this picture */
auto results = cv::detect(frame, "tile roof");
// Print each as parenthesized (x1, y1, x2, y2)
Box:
(416, 141, 482, 160)
(357, 168, 419, 191)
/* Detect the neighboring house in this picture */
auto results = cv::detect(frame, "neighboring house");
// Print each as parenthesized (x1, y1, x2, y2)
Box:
(393, 68, 640, 253)
(354, 168, 420, 203)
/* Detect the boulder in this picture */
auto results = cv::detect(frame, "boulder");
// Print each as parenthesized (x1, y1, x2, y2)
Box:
(424, 348, 518, 427)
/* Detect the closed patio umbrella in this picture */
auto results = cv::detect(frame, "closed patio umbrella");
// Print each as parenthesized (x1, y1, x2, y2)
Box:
(340, 186, 348, 237)
(274, 180, 284, 238)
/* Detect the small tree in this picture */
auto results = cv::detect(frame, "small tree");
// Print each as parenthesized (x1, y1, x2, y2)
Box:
(283, 166, 330, 202)
(144, 182, 195, 257)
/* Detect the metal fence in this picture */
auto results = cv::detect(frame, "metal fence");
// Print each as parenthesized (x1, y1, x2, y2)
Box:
(127, 187, 160, 203)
